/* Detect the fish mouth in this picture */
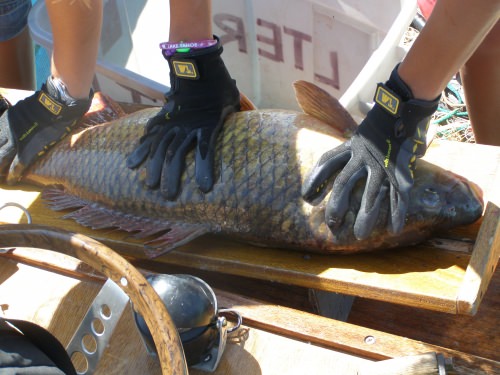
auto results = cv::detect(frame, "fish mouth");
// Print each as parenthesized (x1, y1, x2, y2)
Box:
(408, 171, 484, 233)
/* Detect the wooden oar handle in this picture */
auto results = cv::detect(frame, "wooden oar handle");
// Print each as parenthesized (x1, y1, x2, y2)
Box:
(0, 223, 188, 375)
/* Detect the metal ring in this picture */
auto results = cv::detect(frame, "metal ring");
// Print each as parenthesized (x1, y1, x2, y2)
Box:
(218, 308, 242, 333)
(0, 203, 32, 224)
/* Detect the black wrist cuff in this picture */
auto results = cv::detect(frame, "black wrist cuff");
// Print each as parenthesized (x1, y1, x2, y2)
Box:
(372, 64, 440, 138)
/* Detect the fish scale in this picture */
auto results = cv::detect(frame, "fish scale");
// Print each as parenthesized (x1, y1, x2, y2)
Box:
(20, 85, 484, 258)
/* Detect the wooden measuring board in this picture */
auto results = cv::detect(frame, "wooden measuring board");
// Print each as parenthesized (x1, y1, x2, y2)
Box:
(0, 89, 499, 316)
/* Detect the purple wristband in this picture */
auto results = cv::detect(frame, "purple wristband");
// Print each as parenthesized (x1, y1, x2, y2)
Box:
(160, 39, 217, 56)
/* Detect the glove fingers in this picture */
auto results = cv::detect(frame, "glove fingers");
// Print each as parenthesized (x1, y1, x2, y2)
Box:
(126, 138, 154, 169)
(390, 185, 409, 234)
(195, 127, 218, 193)
(302, 141, 352, 204)
(353, 172, 389, 240)
(126, 113, 167, 169)
(160, 133, 196, 200)
(145, 132, 174, 188)
(144, 108, 169, 131)
(325, 159, 366, 232)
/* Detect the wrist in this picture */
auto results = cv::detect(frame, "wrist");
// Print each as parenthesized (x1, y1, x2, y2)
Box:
(371, 64, 440, 139)
(386, 63, 414, 101)
(397, 62, 443, 101)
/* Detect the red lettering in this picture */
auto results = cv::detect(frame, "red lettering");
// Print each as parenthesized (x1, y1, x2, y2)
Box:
(212, 13, 342, 90)
(283, 26, 312, 71)
(315, 51, 340, 90)
(256, 19, 283, 62)
(213, 14, 247, 53)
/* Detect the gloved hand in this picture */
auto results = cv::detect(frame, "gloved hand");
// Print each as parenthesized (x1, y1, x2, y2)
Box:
(0, 94, 9, 117)
(0, 94, 13, 175)
(127, 98, 234, 199)
(302, 64, 440, 239)
(126, 38, 240, 200)
(0, 77, 92, 183)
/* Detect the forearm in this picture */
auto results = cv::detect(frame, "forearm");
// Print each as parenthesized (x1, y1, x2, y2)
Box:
(46, 0, 103, 99)
(169, 0, 212, 42)
(398, 0, 500, 100)
(0, 27, 35, 90)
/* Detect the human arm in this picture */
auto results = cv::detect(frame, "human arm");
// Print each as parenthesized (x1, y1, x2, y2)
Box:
(302, 0, 500, 238)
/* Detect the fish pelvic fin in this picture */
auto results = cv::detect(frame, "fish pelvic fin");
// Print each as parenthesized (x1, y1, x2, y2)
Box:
(293, 80, 358, 136)
(42, 186, 210, 259)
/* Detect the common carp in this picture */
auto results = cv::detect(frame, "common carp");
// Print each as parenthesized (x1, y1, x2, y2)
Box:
(14, 81, 483, 258)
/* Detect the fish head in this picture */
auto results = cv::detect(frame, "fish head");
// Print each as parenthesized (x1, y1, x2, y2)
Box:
(407, 159, 484, 230)
(309, 158, 485, 252)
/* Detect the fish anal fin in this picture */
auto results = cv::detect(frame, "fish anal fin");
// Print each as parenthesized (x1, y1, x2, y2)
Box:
(293, 80, 358, 134)
(41, 187, 209, 258)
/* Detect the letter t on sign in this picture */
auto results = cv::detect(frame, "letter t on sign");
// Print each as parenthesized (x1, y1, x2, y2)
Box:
(283, 26, 312, 71)
(256, 18, 284, 62)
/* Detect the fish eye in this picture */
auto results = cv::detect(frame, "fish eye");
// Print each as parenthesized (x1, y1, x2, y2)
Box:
(421, 187, 441, 208)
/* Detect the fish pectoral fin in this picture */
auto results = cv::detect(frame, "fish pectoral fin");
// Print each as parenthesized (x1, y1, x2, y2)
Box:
(41, 186, 209, 259)
(143, 223, 210, 259)
(293, 80, 358, 134)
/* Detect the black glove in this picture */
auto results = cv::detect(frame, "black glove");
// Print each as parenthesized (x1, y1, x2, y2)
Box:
(126, 37, 240, 200)
(0, 77, 92, 183)
(0, 94, 9, 117)
(302, 64, 440, 240)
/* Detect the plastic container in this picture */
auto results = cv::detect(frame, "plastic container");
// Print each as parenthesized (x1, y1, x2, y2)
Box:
(28, 0, 416, 120)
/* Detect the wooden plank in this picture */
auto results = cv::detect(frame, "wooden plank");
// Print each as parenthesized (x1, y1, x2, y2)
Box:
(4, 246, 498, 363)
(0, 187, 486, 315)
(0, 256, 372, 375)
(348, 265, 500, 364)
(214, 290, 500, 375)
(457, 202, 500, 315)
(308, 289, 355, 321)
(1, 253, 498, 374)
(0, 220, 469, 315)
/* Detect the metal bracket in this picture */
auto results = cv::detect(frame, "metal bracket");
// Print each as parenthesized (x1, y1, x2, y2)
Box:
(66, 279, 130, 374)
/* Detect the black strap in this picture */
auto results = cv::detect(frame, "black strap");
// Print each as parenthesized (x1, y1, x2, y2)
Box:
(3, 318, 77, 375)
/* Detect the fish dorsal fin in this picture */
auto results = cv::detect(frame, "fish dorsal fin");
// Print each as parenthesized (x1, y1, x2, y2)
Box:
(293, 80, 358, 134)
